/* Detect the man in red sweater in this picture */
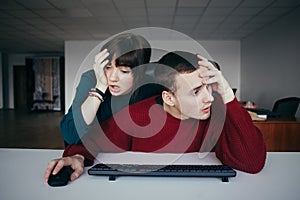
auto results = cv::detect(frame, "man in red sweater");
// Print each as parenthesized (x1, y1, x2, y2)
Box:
(44, 51, 266, 182)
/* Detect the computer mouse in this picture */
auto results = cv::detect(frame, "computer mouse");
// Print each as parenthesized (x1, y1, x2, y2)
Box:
(48, 166, 74, 187)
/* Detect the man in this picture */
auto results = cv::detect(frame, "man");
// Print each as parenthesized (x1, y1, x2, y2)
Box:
(44, 51, 266, 182)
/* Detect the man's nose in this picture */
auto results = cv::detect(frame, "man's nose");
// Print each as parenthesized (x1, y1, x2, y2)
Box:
(203, 86, 214, 102)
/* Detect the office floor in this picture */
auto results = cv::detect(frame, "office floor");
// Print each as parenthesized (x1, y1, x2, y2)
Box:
(0, 109, 65, 149)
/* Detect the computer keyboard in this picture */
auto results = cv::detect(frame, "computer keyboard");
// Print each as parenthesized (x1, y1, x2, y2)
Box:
(88, 163, 237, 182)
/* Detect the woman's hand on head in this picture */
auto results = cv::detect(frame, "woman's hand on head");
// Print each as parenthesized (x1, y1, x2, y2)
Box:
(93, 49, 110, 92)
(44, 154, 85, 183)
(197, 54, 235, 104)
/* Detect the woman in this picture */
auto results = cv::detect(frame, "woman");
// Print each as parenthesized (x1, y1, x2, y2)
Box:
(61, 33, 160, 144)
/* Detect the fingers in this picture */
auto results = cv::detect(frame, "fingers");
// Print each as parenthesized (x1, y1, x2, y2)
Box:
(44, 157, 72, 183)
(202, 74, 219, 86)
(94, 49, 110, 70)
(196, 55, 222, 93)
(94, 49, 110, 89)
(52, 159, 68, 175)
(70, 167, 84, 181)
(197, 54, 234, 103)
(44, 159, 57, 182)
(197, 54, 218, 71)
(70, 155, 84, 181)
(196, 54, 208, 62)
(44, 155, 85, 183)
(196, 54, 220, 84)
(94, 49, 109, 64)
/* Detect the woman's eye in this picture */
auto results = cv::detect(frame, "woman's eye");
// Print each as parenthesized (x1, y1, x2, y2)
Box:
(119, 67, 131, 74)
(104, 65, 111, 70)
(121, 70, 131, 74)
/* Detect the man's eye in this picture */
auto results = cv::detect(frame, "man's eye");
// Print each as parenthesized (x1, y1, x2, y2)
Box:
(193, 88, 201, 95)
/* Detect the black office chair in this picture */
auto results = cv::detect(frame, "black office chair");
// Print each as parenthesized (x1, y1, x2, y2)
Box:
(272, 97, 300, 119)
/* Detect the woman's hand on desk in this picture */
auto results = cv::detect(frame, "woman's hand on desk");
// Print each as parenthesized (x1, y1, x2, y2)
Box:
(44, 154, 85, 183)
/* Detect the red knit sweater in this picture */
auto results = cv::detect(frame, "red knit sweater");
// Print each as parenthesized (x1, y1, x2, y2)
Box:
(64, 96, 266, 174)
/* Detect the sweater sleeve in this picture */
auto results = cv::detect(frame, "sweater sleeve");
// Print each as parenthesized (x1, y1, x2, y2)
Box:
(60, 70, 96, 144)
(62, 114, 132, 166)
(63, 143, 95, 166)
(215, 98, 266, 174)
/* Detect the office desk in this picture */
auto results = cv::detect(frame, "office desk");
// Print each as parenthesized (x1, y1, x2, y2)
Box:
(0, 148, 299, 200)
(254, 120, 300, 151)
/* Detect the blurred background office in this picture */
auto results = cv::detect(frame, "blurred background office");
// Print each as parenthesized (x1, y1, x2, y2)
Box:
(0, 0, 299, 148)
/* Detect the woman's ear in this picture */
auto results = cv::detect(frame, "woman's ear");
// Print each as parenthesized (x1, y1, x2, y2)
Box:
(162, 91, 175, 106)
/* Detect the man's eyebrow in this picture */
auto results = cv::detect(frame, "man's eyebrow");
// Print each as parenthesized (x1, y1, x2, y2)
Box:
(192, 85, 203, 91)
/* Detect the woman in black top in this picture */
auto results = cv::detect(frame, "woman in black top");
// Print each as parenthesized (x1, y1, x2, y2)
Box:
(61, 33, 161, 144)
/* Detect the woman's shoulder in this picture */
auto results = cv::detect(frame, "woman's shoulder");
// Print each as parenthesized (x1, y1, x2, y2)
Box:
(81, 69, 95, 79)
(76, 70, 96, 89)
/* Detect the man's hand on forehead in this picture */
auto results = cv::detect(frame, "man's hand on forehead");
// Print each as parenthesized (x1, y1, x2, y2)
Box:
(197, 54, 218, 71)
(195, 54, 219, 85)
(196, 54, 235, 104)
(195, 68, 210, 85)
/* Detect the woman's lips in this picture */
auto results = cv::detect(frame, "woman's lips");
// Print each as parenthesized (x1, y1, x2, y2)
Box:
(109, 85, 120, 93)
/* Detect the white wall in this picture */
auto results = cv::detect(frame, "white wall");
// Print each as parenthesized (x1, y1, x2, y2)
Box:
(65, 40, 240, 111)
(65, 41, 103, 113)
(241, 7, 300, 118)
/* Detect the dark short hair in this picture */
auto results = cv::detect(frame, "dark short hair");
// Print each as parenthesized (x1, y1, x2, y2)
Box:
(101, 33, 151, 97)
(101, 33, 151, 68)
(155, 51, 199, 92)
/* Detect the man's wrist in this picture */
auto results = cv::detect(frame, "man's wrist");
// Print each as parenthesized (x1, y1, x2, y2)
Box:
(223, 88, 235, 104)
(73, 154, 85, 161)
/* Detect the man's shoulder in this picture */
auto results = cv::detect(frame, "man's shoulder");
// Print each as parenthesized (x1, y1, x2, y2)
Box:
(109, 95, 162, 127)
(117, 95, 162, 119)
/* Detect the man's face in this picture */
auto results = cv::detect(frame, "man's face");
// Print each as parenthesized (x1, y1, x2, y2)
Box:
(173, 68, 214, 120)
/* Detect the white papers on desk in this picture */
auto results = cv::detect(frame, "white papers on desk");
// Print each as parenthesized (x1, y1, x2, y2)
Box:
(248, 111, 267, 121)
(257, 114, 267, 119)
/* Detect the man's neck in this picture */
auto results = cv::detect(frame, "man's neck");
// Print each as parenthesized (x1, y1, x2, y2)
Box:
(163, 102, 188, 120)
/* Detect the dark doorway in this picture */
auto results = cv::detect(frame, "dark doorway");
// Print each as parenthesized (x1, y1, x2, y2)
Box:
(13, 65, 27, 110)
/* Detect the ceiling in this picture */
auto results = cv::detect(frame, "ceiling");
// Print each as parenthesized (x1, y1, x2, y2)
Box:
(0, 0, 299, 53)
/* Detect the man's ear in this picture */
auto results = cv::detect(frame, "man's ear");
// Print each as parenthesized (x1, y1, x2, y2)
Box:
(162, 91, 175, 106)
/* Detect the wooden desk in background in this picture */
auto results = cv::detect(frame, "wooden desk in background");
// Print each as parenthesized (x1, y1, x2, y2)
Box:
(253, 120, 300, 151)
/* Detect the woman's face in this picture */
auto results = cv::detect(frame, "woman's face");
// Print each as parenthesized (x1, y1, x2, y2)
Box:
(104, 56, 134, 96)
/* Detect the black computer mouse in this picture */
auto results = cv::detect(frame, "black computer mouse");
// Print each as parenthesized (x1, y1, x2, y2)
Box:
(48, 166, 74, 187)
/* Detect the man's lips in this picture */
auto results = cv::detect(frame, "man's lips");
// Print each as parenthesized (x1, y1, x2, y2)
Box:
(202, 106, 211, 113)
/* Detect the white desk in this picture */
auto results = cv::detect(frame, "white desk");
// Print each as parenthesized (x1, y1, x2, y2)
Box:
(0, 148, 299, 200)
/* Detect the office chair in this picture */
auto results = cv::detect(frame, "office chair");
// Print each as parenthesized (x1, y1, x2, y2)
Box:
(272, 97, 300, 119)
